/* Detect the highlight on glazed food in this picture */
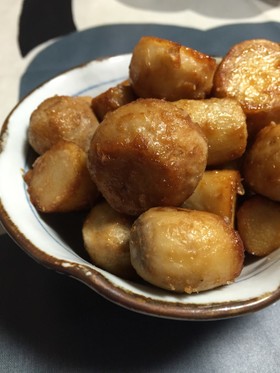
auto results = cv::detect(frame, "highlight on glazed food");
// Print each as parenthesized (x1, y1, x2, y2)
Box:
(24, 36, 280, 293)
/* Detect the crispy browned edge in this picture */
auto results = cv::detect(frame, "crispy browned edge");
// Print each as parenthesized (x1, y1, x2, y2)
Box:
(1, 55, 280, 321)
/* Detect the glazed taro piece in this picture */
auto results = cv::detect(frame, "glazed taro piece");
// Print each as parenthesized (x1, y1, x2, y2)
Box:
(130, 207, 244, 293)
(28, 95, 99, 154)
(91, 80, 137, 121)
(82, 201, 136, 279)
(24, 140, 99, 213)
(243, 123, 280, 201)
(173, 98, 247, 166)
(129, 36, 217, 101)
(88, 98, 208, 216)
(182, 169, 244, 226)
(237, 195, 280, 257)
(213, 39, 280, 137)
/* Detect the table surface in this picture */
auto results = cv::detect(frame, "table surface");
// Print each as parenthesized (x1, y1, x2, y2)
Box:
(1, 1, 280, 372)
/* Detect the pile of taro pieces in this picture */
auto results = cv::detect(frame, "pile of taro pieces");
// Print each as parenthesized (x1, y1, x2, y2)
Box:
(24, 36, 280, 294)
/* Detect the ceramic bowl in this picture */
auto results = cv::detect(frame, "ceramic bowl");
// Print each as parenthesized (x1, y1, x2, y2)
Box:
(1, 54, 280, 320)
